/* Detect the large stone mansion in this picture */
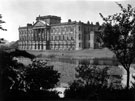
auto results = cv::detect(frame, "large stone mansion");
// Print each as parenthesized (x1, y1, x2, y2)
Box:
(18, 15, 100, 51)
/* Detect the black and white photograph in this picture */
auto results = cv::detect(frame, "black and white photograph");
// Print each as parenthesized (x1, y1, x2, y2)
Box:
(0, 0, 135, 100)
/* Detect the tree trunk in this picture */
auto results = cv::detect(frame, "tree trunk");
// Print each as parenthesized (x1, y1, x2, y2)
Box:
(0, 73, 4, 101)
(126, 69, 130, 89)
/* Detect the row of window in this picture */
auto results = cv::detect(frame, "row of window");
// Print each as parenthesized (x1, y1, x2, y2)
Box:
(19, 33, 33, 38)
(20, 34, 48, 41)
(50, 35, 74, 41)
(19, 43, 75, 46)
(19, 26, 96, 37)
(20, 31, 91, 41)
(84, 27, 94, 32)
(19, 43, 92, 50)
(78, 34, 91, 40)
(20, 35, 34, 41)
(19, 44, 75, 50)
(19, 30, 33, 35)
(34, 28, 75, 35)
(78, 43, 91, 48)
(20, 34, 75, 41)
(19, 31, 74, 37)
(51, 26, 74, 33)
(19, 40, 75, 44)
(34, 29, 45, 34)
(51, 31, 74, 35)
(20, 27, 75, 35)
(20, 46, 75, 50)
(79, 25, 98, 32)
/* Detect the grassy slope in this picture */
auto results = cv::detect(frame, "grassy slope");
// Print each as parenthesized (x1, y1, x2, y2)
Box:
(27, 48, 114, 59)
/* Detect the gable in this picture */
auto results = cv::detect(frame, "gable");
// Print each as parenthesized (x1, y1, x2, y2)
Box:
(34, 21, 46, 27)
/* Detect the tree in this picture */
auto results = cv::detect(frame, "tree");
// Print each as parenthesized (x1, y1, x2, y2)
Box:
(4, 59, 60, 100)
(25, 59, 60, 91)
(99, 3, 135, 89)
(0, 48, 60, 100)
(0, 49, 35, 101)
(75, 63, 109, 87)
(0, 14, 7, 45)
(0, 14, 7, 31)
(64, 63, 110, 100)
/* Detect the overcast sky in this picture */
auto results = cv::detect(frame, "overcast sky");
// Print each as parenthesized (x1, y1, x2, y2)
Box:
(0, 0, 134, 42)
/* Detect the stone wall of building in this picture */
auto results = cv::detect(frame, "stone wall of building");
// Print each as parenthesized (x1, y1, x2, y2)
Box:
(50, 24, 76, 50)
(18, 15, 100, 51)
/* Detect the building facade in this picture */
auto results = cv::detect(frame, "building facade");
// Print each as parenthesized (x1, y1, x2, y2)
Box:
(18, 15, 100, 51)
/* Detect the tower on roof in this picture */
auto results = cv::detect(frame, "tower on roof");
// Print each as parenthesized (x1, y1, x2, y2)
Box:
(36, 15, 61, 25)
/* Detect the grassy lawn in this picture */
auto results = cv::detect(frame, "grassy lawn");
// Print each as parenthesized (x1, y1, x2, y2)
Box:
(24, 48, 123, 85)
(27, 48, 114, 59)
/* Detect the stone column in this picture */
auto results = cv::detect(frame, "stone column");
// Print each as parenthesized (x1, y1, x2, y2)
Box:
(43, 41, 46, 50)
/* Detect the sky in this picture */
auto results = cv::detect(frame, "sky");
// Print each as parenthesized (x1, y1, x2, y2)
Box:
(0, 0, 134, 42)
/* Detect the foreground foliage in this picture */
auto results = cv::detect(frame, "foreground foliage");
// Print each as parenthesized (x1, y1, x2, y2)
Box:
(0, 49, 60, 101)
(64, 62, 135, 100)
(99, 3, 135, 89)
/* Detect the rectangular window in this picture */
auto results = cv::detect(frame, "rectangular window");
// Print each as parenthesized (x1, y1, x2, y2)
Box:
(59, 36, 61, 40)
(79, 26, 81, 31)
(67, 36, 69, 40)
(79, 34, 81, 40)
(50, 29, 53, 33)
(89, 34, 90, 40)
(55, 36, 57, 40)
(61, 35, 63, 40)
(63, 35, 65, 40)
(88, 43, 90, 48)
(64, 35, 67, 40)
(51, 36, 53, 40)
(79, 43, 81, 48)
(35, 44, 36, 49)
(71, 36, 74, 40)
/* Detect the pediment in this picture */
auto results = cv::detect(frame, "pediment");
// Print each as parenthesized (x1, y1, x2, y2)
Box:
(33, 21, 46, 27)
